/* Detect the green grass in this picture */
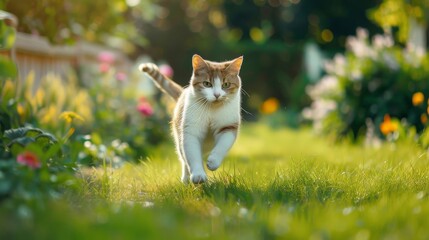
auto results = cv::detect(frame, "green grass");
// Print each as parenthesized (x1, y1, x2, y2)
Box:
(2, 124, 429, 239)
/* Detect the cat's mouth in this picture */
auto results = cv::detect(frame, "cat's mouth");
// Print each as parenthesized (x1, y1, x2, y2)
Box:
(210, 98, 226, 105)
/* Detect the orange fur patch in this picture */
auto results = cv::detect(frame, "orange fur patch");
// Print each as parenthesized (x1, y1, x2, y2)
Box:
(218, 124, 239, 134)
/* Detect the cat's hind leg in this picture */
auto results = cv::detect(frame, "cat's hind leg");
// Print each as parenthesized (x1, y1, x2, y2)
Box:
(174, 130, 191, 184)
(180, 161, 190, 184)
(178, 151, 190, 184)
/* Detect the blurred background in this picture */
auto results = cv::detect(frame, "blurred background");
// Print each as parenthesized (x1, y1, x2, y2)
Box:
(3, 0, 385, 116)
(3, 1, 429, 236)
(1, 0, 429, 164)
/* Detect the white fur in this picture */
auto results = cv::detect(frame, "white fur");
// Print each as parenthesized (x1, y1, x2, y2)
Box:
(179, 85, 240, 184)
(201, 77, 226, 102)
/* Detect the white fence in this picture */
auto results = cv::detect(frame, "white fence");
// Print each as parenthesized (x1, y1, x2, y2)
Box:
(7, 32, 131, 86)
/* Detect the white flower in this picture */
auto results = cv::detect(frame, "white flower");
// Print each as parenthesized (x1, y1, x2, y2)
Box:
(303, 99, 337, 132)
(356, 27, 368, 40)
(334, 54, 346, 66)
(384, 34, 394, 48)
(324, 60, 335, 74)
(373, 35, 385, 50)
(346, 36, 375, 59)
(324, 54, 347, 77)
(372, 34, 394, 50)
(306, 75, 340, 99)
(404, 44, 426, 67)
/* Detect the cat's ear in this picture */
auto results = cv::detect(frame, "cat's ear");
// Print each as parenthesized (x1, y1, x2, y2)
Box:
(226, 56, 243, 75)
(192, 54, 208, 72)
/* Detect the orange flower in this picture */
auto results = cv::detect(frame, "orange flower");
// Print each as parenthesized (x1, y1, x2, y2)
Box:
(421, 114, 428, 124)
(380, 114, 398, 135)
(261, 97, 280, 114)
(412, 92, 424, 106)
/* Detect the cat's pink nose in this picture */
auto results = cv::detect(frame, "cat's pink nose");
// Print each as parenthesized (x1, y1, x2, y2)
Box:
(214, 93, 220, 99)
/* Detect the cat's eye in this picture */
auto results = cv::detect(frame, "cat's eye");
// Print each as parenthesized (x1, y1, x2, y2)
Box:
(222, 82, 231, 89)
(203, 81, 212, 87)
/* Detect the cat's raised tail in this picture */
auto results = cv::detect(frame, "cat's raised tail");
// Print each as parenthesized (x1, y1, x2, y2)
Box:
(139, 63, 183, 101)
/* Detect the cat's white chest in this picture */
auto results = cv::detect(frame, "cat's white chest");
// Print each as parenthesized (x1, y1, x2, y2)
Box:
(183, 90, 240, 139)
(209, 97, 240, 129)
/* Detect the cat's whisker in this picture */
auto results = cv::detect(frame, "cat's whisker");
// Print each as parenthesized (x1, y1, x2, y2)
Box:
(191, 100, 207, 116)
(241, 88, 250, 98)
(187, 98, 210, 123)
(186, 97, 206, 110)
(241, 107, 253, 116)
(187, 97, 208, 115)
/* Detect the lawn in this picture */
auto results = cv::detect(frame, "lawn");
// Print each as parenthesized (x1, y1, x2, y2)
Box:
(2, 123, 429, 239)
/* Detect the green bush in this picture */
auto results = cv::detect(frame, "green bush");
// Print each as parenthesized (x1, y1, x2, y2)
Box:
(304, 28, 429, 141)
(0, 127, 77, 203)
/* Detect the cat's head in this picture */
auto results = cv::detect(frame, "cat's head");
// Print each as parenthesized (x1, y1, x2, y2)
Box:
(190, 54, 243, 104)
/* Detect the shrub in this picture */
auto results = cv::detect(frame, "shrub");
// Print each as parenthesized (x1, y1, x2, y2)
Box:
(77, 56, 171, 165)
(2, 61, 170, 167)
(0, 127, 77, 203)
(303, 28, 429, 141)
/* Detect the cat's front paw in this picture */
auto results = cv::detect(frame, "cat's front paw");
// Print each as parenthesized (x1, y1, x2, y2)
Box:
(190, 172, 207, 184)
(207, 155, 223, 171)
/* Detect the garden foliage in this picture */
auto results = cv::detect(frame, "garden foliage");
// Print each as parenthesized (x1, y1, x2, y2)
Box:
(0, 127, 76, 204)
(0, 21, 170, 207)
(304, 28, 429, 142)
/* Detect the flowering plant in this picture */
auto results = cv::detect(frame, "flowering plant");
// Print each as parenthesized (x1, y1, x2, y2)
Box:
(304, 28, 429, 141)
(73, 57, 171, 166)
(0, 127, 77, 204)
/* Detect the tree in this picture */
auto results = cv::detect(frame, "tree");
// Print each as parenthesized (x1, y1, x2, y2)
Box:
(369, 0, 429, 49)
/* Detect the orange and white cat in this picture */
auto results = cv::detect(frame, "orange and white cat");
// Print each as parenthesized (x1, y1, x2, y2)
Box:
(139, 54, 243, 184)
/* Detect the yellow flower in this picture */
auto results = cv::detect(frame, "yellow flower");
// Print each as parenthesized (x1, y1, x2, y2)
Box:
(412, 92, 424, 106)
(59, 111, 85, 123)
(1, 79, 15, 100)
(261, 97, 279, 115)
(17, 103, 25, 117)
(34, 88, 45, 107)
(380, 114, 398, 135)
(40, 105, 58, 125)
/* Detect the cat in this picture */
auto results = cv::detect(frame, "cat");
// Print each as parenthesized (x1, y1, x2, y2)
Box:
(139, 54, 243, 184)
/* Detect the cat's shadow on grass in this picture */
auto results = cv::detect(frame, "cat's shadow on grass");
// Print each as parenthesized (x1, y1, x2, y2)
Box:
(158, 173, 380, 208)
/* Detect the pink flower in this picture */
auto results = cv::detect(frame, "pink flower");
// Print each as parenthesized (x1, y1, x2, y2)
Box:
(17, 152, 41, 169)
(159, 64, 174, 78)
(137, 102, 154, 117)
(98, 51, 115, 64)
(116, 72, 127, 82)
(99, 63, 110, 73)
(98, 52, 115, 73)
